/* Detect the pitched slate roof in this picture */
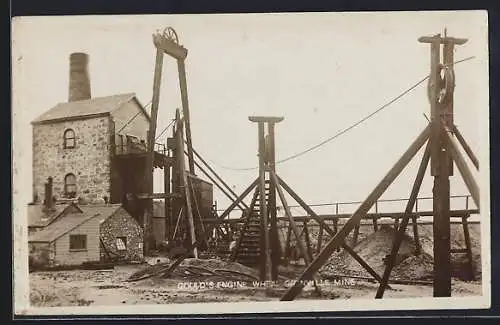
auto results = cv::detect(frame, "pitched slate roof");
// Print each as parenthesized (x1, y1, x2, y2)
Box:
(31, 93, 145, 124)
(28, 204, 122, 243)
(27, 203, 81, 228)
(79, 205, 123, 222)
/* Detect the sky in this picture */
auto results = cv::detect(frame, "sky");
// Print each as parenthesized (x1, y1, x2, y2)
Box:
(12, 11, 489, 219)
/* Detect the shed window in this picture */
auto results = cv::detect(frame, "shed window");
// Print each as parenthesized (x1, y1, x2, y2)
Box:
(64, 173, 77, 198)
(116, 237, 127, 251)
(63, 129, 76, 148)
(69, 234, 87, 250)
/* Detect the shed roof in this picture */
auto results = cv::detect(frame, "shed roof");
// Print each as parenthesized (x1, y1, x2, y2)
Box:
(31, 93, 149, 124)
(29, 204, 122, 243)
(27, 203, 81, 228)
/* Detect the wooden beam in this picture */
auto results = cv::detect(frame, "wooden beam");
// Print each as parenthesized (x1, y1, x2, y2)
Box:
(372, 217, 379, 232)
(277, 175, 386, 289)
(429, 38, 441, 176)
(352, 224, 360, 246)
(411, 214, 422, 255)
(164, 179, 259, 276)
(170, 111, 181, 241)
(217, 179, 259, 221)
(284, 221, 293, 264)
(433, 148, 451, 297)
(191, 158, 246, 211)
(153, 32, 188, 60)
(142, 48, 164, 255)
(176, 119, 198, 258)
(190, 146, 248, 210)
(188, 177, 209, 248)
(452, 125, 479, 170)
(201, 209, 477, 224)
(342, 243, 390, 289)
(272, 171, 310, 265)
(280, 125, 430, 301)
(164, 155, 171, 241)
(177, 59, 195, 174)
(277, 176, 337, 237)
(376, 140, 430, 298)
(248, 116, 284, 123)
(268, 122, 280, 280)
(418, 35, 468, 45)
(303, 219, 313, 261)
(316, 222, 324, 254)
(431, 36, 458, 297)
(461, 215, 475, 280)
(133, 193, 182, 200)
(443, 40, 455, 175)
(257, 122, 271, 281)
(444, 129, 480, 208)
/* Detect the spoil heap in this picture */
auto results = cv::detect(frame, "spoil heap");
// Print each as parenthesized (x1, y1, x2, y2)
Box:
(320, 223, 481, 281)
(320, 225, 425, 279)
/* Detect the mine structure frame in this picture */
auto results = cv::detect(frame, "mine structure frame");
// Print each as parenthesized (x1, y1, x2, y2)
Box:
(139, 27, 253, 256)
(140, 27, 199, 256)
(140, 27, 480, 300)
(278, 31, 479, 300)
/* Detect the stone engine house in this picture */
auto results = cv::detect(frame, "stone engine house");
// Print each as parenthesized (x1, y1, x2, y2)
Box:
(30, 51, 216, 249)
(31, 53, 152, 207)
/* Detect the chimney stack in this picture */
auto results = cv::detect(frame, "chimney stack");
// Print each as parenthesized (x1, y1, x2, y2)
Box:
(68, 52, 91, 102)
(44, 177, 54, 211)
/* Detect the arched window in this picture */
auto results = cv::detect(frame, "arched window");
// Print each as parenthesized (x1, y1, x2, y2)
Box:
(63, 129, 76, 149)
(64, 173, 77, 198)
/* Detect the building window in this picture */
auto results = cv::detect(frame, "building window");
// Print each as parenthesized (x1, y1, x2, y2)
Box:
(64, 173, 77, 198)
(63, 129, 76, 149)
(69, 234, 87, 250)
(116, 237, 127, 251)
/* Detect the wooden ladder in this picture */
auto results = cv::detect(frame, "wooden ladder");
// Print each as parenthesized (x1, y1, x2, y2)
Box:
(231, 181, 271, 266)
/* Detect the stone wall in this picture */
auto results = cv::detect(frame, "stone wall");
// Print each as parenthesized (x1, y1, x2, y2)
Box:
(32, 116, 111, 204)
(99, 207, 144, 262)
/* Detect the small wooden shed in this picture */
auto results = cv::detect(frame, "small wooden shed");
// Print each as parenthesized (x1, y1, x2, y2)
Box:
(28, 204, 143, 267)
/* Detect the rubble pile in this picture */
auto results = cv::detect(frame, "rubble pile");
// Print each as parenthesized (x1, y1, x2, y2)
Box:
(391, 253, 434, 280)
(320, 223, 482, 282)
(127, 258, 281, 283)
(320, 225, 417, 279)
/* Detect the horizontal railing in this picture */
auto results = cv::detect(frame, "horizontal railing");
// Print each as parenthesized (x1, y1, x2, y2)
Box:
(114, 133, 167, 156)
(217, 194, 476, 219)
(282, 194, 475, 215)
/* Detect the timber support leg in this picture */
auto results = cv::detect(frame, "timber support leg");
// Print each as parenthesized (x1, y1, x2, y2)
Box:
(462, 215, 475, 281)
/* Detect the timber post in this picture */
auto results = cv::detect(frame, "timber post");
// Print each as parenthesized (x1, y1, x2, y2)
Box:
(418, 30, 467, 297)
(249, 116, 284, 281)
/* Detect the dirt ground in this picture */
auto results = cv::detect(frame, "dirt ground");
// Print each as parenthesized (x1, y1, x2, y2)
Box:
(30, 222, 483, 307)
(29, 261, 482, 307)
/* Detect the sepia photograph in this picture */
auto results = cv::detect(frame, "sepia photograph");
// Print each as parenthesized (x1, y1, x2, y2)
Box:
(11, 11, 490, 315)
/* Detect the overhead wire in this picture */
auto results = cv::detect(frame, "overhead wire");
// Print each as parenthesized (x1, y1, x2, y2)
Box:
(116, 100, 152, 134)
(118, 54, 168, 136)
(155, 118, 176, 142)
(201, 56, 476, 172)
